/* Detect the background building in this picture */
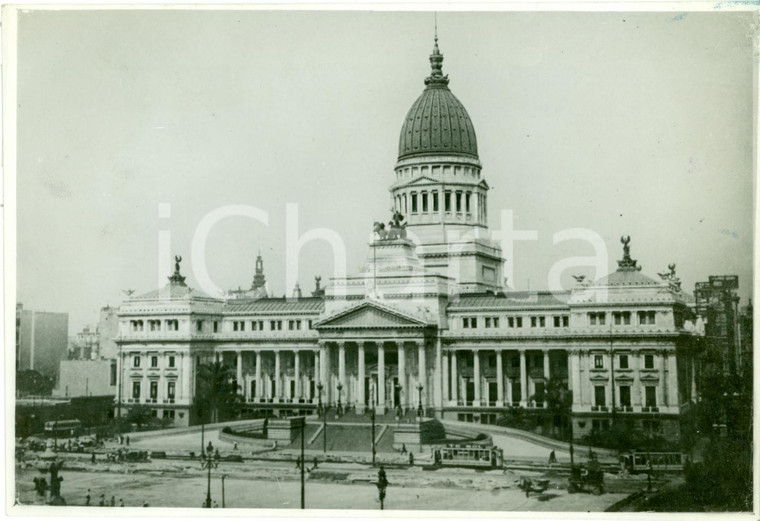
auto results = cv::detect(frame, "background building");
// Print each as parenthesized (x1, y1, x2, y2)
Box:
(16, 304, 69, 381)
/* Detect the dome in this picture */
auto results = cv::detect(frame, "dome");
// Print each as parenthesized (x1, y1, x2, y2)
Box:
(398, 38, 478, 162)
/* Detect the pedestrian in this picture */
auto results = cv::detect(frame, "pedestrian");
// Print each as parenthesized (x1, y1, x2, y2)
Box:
(296, 456, 301, 469)
(85, 489, 91, 506)
(126, 436, 130, 446)
(98, 494, 106, 506)
(548, 450, 557, 467)
(110, 496, 115, 507)
(409, 452, 414, 466)
(401, 443, 407, 454)
(313, 457, 319, 470)
(233, 441, 238, 450)
(91, 453, 96, 464)
(119, 499, 124, 507)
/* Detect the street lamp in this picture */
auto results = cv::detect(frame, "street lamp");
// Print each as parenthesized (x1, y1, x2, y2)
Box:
(337, 382, 343, 417)
(200, 441, 221, 508)
(317, 382, 326, 453)
(417, 383, 424, 419)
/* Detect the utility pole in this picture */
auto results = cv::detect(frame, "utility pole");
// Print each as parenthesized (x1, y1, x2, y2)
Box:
(300, 417, 306, 509)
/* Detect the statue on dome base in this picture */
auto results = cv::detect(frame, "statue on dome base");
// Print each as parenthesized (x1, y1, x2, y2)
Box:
(373, 210, 407, 240)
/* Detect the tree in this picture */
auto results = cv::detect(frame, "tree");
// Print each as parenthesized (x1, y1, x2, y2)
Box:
(126, 405, 155, 429)
(531, 378, 573, 439)
(192, 361, 241, 424)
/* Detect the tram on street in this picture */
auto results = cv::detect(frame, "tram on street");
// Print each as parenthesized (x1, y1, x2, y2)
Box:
(44, 419, 82, 437)
(619, 451, 685, 473)
(434, 443, 504, 469)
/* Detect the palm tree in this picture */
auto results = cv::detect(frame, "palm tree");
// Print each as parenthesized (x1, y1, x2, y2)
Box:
(193, 361, 241, 424)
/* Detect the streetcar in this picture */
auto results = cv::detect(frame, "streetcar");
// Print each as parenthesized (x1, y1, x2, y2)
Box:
(433, 443, 503, 469)
(44, 419, 82, 437)
(618, 451, 684, 473)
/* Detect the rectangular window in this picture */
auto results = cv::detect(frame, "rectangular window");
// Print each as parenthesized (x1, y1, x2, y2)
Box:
(638, 311, 656, 325)
(465, 192, 471, 212)
(150, 381, 158, 400)
(553, 316, 561, 328)
(589, 312, 606, 326)
(456, 192, 462, 212)
(132, 381, 141, 399)
(168, 356, 175, 368)
(463, 317, 469, 329)
(493, 317, 500, 328)
(411, 193, 418, 213)
(308, 320, 313, 329)
(444, 191, 452, 211)
(644, 354, 654, 369)
(196, 320, 203, 332)
(149, 320, 160, 331)
(151, 356, 158, 368)
(213, 321, 219, 333)
(166, 319, 179, 331)
(539, 316, 545, 327)
(645, 386, 657, 407)
(619, 354, 629, 369)
(421, 192, 428, 212)
(613, 311, 632, 325)
(619, 385, 631, 407)
(432, 191, 439, 211)
(270, 320, 283, 331)
(563, 316, 569, 327)
(167, 381, 176, 399)
(133, 356, 141, 368)
(485, 317, 492, 328)
(531, 317, 537, 328)
(594, 355, 604, 369)
(508, 317, 514, 328)
(471, 317, 477, 329)
(515, 317, 523, 328)
(594, 385, 606, 407)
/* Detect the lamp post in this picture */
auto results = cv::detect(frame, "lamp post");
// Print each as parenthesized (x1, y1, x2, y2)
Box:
(317, 382, 326, 453)
(337, 383, 343, 417)
(300, 417, 306, 509)
(200, 441, 221, 508)
(417, 383, 424, 419)
(221, 474, 227, 508)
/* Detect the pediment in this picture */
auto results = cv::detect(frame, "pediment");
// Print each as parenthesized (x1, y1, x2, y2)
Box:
(393, 175, 439, 190)
(315, 301, 429, 329)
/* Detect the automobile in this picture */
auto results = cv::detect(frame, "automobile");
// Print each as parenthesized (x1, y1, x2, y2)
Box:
(223, 454, 244, 462)
(567, 464, 604, 495)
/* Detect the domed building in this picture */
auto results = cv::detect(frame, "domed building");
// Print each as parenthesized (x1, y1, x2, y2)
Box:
(114, 37, 704, 449)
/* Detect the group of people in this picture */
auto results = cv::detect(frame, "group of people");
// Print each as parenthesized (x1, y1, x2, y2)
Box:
(295, 456, 320, 472)
(84, 489, 147, 507)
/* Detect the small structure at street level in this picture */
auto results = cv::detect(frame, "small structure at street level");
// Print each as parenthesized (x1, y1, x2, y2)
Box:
(267, 417, 305, 443)
(112, 31, 725, 454)
(36, 440, 66, 505)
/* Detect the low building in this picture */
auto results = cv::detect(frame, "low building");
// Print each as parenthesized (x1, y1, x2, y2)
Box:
(53, 360, 117, 398)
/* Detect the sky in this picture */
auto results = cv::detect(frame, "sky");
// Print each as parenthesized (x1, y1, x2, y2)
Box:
(14, 9, 755, 332)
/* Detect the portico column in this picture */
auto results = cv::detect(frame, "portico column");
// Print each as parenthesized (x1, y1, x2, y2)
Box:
(358, 343, 366, 409)
(658, 351, 667, 408)
(543, 350, 550, 406)
(319, 342, 327, 400)
(496, 350, 504, 406)
(519, 350, 528, 407)
(418, 342, 426, 405)
(442, 351, 449, 403)
(632, 351, 641, 408)
(667, 350, 678, 409)
(338, 342, 346, 394)
(450, 352, 458, 403)
(434, 336, 443, 411)
(274, 350, 281, 401)
(255, 351, 262, 401)
(236, 351, 243, 396)
(473, 351, 481, 405)
(294, 351, 301, 400)
(690, 357, 697, 402)
(570, 351, 581, 407)
(398, 343, 406, 408)
(378, 343, 386, 409)
(313, 350, 320, 402)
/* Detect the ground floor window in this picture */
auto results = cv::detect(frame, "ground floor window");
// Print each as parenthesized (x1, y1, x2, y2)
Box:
(645, 386, 657, 407)
(619, 385, 631, 407)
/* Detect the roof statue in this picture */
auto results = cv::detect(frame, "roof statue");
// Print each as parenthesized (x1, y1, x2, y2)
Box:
(658, 263, 682, 292)
(168, 255, 187, 285)
(616, 236, 641, 271)
(312, 276, 325, 297)
(374, 210, 407, 241)
(572, 274, 587, 285)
